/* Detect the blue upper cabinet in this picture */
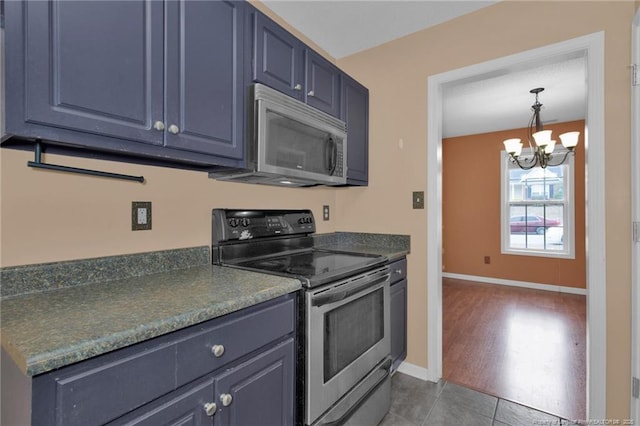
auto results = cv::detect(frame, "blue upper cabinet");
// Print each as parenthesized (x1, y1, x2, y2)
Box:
(342, 74, 369, 185)
(8, 1, 164, 146)
(305, 50, 341, 118)
(252, 11, 305, 100)
(164, 0, 244, 160)
(250, 7, 341, 118)
(4, 0, 245, 168)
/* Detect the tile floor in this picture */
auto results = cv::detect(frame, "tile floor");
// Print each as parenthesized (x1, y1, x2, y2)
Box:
(380, 372, 579, 426)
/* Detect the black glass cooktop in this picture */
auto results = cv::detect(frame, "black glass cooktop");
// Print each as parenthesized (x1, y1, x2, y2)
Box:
(235, 250, 386, 287)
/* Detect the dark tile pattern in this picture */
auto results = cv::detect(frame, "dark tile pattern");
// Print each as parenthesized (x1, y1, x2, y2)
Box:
(380, 373, 573, 426)
(0, 246, 210, 299)
(313, 232, 410, 260)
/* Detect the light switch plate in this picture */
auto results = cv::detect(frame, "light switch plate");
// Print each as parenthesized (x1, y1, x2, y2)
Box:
(132, 201, 152, 231)
(323, 205, 330, 221)
(412, 191, 424, 209)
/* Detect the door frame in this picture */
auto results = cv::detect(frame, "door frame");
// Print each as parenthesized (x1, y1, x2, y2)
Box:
(426, 32, 606, 419)
(631, 7, 640, 422)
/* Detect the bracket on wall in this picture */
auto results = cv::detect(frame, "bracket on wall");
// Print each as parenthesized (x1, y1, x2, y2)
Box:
(27, 141, 145, 183)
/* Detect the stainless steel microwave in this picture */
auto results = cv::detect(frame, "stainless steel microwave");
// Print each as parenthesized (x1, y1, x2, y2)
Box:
(210, 83, 347, 187)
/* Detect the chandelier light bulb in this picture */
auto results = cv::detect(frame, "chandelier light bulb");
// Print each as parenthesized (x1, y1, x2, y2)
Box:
(503, 138, 523, 156)
(544, 140, 557, 155)
(532, 130, 553, 147)
(559, 131, 580, 149)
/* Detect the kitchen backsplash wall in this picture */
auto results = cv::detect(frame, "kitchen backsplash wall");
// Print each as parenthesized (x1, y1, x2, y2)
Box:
(0, 149, 338, 267)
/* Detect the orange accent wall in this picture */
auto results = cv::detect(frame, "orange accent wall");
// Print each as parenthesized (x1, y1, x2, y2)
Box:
(443, 120, 586, 288)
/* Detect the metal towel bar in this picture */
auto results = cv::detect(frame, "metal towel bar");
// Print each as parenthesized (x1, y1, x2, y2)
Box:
(27, 141, 145, 183)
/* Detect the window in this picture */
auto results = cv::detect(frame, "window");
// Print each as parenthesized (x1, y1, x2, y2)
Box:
(501, 149, 575, 259)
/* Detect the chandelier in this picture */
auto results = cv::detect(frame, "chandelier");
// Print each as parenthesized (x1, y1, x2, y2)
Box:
(503, 87, 580, 170)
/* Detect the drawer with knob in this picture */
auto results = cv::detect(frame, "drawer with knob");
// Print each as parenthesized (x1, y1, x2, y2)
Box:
(175, 296, 295, 387)
(389, 258, 407, 284)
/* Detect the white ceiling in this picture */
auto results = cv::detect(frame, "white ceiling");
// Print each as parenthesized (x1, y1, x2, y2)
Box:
(261, 0, 587, 138)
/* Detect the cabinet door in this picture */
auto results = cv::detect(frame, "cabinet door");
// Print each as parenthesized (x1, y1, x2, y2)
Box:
(305, 50, 341, 118)
(109, 378, 214, 426)
(164, 0, 244, 160)
(12, 0, 164, 145)
(341, 74, 369, 185)
(215, 338, 295, 426)
(390, 279, 407, 372)
(252, 11, 304, 100)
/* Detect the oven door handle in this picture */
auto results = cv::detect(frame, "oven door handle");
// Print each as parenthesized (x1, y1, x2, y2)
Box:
(311, 273, 389, 307)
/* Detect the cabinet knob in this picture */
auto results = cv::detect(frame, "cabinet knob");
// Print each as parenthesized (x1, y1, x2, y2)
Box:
(395, 269, 402, 275)
(168, 124, 180, 134)
(203, 402, 217, 416)
(220, 393, 233, 407)
(307, 90, 315, 97)
(211, 344, 225, 357)
(153, 121, 165, 131)
(293, 83, 302, 91)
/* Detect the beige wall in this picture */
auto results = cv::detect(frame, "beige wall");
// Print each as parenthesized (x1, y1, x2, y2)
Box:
(443, 121, 586, 289)
(336, 0, 635, 420)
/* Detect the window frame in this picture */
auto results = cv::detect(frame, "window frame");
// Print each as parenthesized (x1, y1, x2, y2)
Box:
(500, 149, 575, 259)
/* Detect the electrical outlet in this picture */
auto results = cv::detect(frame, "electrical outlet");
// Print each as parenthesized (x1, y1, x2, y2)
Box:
(413, 191, 424, 209)
(132, 201, 152, 231)
(484, 256, 491, 264)
(323, 205, 330, 221)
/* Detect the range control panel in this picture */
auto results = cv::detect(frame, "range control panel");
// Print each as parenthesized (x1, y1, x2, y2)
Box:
(212, 209, 315, 243)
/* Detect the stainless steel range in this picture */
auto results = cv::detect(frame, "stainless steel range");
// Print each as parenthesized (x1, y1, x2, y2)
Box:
(212, 209, 392, 426)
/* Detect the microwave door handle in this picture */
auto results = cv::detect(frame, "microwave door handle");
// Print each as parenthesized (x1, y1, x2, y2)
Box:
(325, 137, 337, 175)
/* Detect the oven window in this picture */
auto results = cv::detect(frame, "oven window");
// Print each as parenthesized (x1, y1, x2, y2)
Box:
(324, 287, 385, 383)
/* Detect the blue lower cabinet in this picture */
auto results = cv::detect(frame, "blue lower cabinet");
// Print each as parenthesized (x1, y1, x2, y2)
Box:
(389, 258, 408, 372)
(111, 337, 295, 426)
(25, 294, 296, 426)
(215, 338, 295, 426)
(109, 378, 215, 426)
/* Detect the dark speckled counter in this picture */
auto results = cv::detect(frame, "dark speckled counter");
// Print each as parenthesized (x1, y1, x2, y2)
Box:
(1, 265, 301, 376)
(314, 232, 410, 261)
(1, 234, 407, 378)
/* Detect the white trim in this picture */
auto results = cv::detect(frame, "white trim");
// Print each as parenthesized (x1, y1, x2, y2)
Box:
(427, 32, 606, 420)
(396, 361, 432, 382)
(442, 272, 587, 296)
(631, 7, 640, 422)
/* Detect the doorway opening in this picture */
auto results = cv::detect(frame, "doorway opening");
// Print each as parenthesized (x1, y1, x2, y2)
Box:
(427, 32, 606, 420)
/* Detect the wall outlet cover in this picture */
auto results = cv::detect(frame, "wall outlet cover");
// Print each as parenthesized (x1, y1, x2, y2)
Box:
(132, 201, 152, 231)
(413, 191, 425, 209)
(323, 205, 330, 221)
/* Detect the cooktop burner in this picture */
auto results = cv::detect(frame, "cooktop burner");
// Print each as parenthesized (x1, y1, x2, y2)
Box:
(235, 250, 385, 287)
(212, 209, 387, 288)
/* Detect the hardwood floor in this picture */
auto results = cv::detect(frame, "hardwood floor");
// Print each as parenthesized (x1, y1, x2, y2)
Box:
(442, 277, 586, 421)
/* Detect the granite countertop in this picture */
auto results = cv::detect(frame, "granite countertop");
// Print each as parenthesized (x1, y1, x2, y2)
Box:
(314, 232, 410, 261)
(1, 265, 301, 376)
(1, 233, 409, 378)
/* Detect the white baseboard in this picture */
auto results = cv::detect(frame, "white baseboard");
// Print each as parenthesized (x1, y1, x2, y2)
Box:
(395, 361, 436, 382)
(442, 272, 587, 295)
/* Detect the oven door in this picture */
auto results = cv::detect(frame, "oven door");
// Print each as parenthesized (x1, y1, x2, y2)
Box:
(305, 266, 391, 425)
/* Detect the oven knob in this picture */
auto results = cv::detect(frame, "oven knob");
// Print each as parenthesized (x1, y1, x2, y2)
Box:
(240, 218, 250, 227)
(211, 344, 225, 357)
(220, 393, 233, 407)
(228, 218, 238, 227)
(298, 218, 305, 224)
